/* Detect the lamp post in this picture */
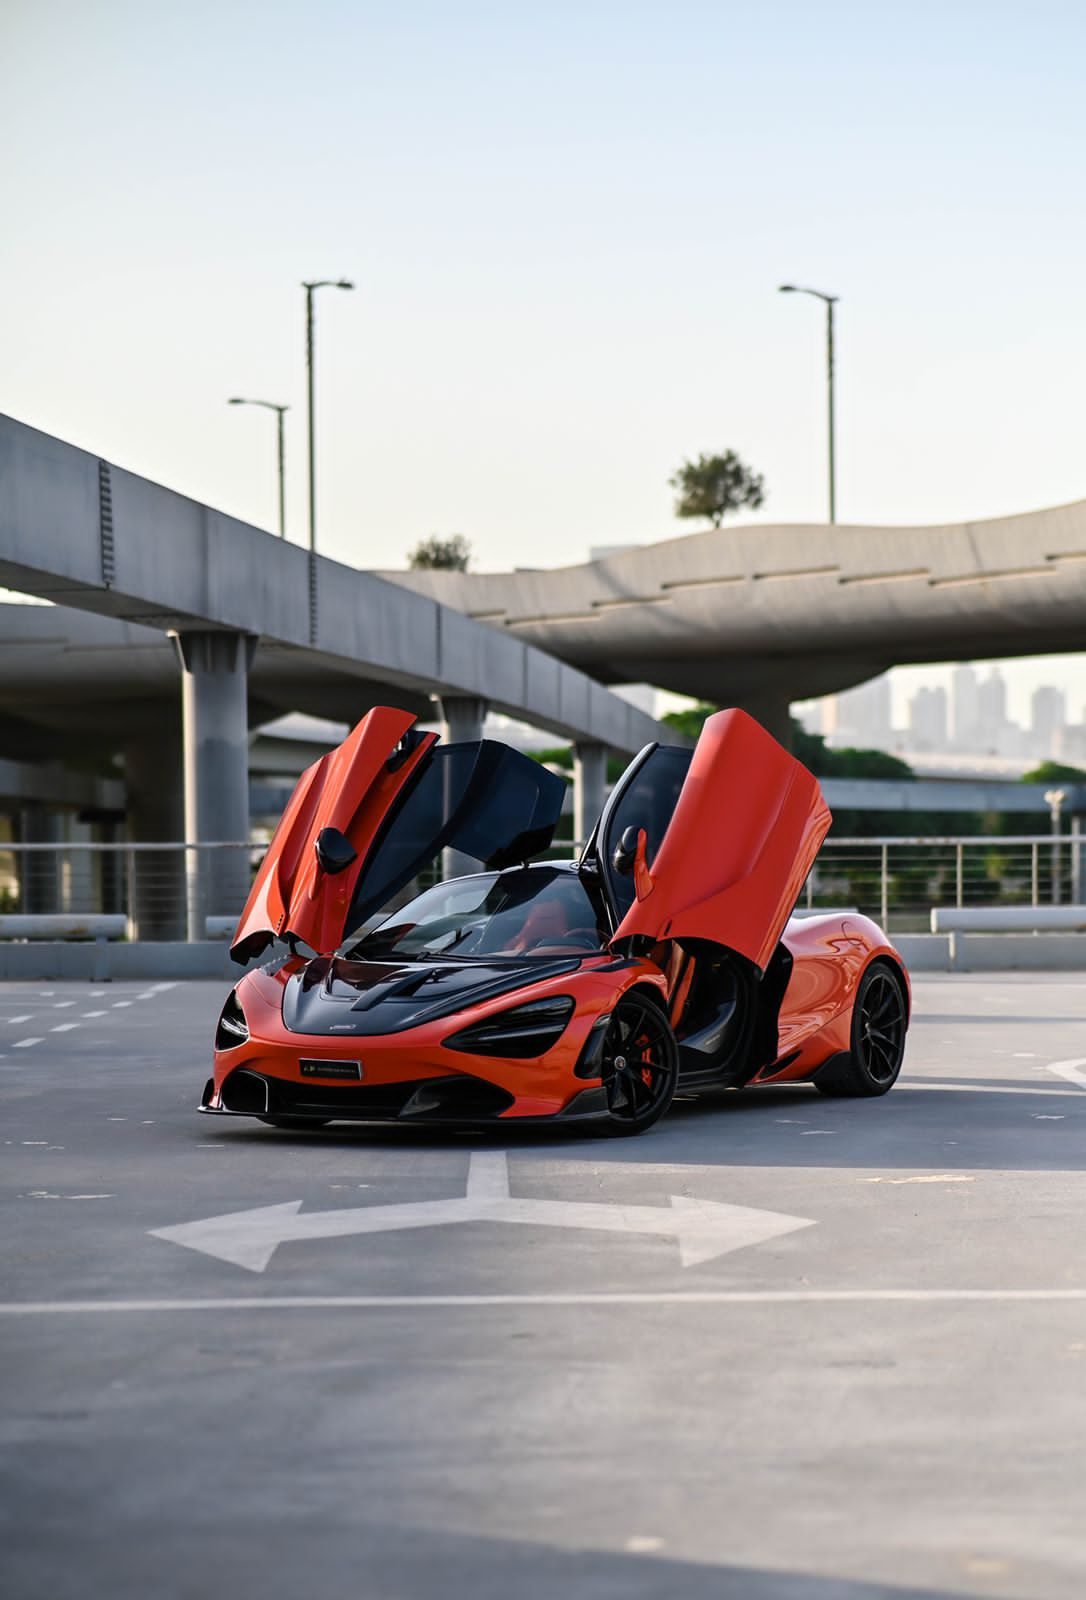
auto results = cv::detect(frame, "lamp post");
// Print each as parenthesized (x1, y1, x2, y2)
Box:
(1045, 788, 1066, 905)
(778, 284, 839, 524)
(302, 279, 354, 559)
(227, 398, 288, 538)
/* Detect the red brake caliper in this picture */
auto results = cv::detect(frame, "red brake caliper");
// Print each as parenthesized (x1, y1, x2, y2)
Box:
(636, 1030, 653, 1089)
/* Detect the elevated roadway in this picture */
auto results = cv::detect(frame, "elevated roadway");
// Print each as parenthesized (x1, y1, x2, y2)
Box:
(387, 500, 1086, 740)
(0, 413, 673, 918)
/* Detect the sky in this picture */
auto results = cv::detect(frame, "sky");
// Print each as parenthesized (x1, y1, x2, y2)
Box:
(3, 0, 1085, 715)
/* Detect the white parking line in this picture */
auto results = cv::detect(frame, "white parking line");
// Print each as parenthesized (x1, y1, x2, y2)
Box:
(82, 1011, 107, 1018)
(900, 1082, 1080, 1097)
(1048, 1057, 1086, 1091)
(5, 1288, 1086, 1316)
(111, 1002, 132, 1009)
(5, 1015, 32, 1025)
(53, 1001, 76, 1009)
(50, 1024, 78, 1033)
(13, 1038, 43, 1048)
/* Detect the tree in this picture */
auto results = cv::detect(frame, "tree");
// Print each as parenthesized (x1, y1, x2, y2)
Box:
(408, 534, 471, 571)
(1021, 760, 1086, 785)
(661, 702, 717, 742)
(669, 451, 765, 528)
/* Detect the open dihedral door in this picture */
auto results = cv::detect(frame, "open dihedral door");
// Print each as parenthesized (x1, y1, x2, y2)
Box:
(231, 706, 566, 963)
(597, 709, 831, 976)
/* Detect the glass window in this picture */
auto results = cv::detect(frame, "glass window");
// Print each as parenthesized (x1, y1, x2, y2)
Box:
(601, 747, 692, 919)
(349, 868, 607, 961)
(348, 742, 567, 928)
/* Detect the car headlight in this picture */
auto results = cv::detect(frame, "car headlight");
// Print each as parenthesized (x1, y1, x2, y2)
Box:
(215, 989, 249, 1051)
(443, 996, 575, 1059)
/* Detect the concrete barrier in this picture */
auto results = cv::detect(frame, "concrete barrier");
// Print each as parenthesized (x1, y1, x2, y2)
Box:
(931, 905, 1086, 933)
(0, 914, 127, 940)
(0, 913, 128, 980)
(0, 941, 257, 982)
(897, 931, 1086, 971)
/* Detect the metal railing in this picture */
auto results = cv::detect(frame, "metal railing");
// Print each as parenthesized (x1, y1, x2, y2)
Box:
(0, 833, 1081, 941)
(0, 841, 259, 943)
(809, 834, 1084, 933)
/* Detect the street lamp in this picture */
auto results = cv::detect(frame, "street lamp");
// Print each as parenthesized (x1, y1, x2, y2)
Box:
(227, 398, 288, 538)
(302, 279, 354, 559)
(1045, 788, 1066, 906)
(778, 284, 839, 524)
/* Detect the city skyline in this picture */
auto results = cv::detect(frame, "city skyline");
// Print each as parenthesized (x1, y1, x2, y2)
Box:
(800, 657, 1086, 767)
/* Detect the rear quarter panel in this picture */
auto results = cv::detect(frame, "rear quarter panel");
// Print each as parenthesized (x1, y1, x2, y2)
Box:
(763, 913, 909, 1082)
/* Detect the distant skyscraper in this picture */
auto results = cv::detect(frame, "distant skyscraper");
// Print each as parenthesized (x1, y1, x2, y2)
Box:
(908, 686, 948, 750)
(951, 663, 980, 747)
(1030, 684, 1066, 757)
(976, 668, 1008, 751)
(834, 675, 892, 746)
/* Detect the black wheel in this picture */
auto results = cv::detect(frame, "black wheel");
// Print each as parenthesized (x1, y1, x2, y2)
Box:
(598, 995, 679, 1135)
(815, 961, 907, 1097)
(260, 1116, 332, 1130)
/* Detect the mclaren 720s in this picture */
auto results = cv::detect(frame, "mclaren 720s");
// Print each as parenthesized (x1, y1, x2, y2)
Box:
(201, 705, 910, 1137)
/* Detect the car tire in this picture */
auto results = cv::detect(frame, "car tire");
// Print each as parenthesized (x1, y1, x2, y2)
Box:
(814, 961, 907, 1098)
(598, 994, 679, 1135)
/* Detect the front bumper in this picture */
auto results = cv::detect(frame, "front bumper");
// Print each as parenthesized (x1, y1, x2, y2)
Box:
(199, 1067, 609, 1125)
(203, 958, 666, 1127)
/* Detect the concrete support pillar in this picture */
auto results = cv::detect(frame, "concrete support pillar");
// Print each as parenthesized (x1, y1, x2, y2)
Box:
(438, 695, 488, 880)
(124, 725, 185, 940)
(18, 808, 64, 914)
(1072, 815, 1082, 906)
(573, 741, 607, 848)
(172, 631, 256, 938)
(733, 692, 794, 750)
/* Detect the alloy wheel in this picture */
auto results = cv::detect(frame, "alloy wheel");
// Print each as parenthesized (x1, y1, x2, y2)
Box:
(599, 996, 678, 1131)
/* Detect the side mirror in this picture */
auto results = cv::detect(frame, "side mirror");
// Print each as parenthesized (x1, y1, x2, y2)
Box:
(315, 826, 357, 876)
(611, 824, 641, 877)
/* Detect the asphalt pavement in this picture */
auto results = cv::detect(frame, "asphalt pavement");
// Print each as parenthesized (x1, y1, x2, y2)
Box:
(2, 971, 1085, 1600)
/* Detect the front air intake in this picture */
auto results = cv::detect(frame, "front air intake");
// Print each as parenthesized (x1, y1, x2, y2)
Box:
(219, 1069, 270, 1115)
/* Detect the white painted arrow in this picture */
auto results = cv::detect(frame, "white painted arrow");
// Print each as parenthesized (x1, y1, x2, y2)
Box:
(150, 1152, 815, 1272)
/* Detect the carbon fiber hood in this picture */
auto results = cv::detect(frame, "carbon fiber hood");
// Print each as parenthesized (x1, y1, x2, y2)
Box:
(282, 954, 582, 1037)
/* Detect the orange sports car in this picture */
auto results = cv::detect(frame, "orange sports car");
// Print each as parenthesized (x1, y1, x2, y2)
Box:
(202, 705, 909, 1136)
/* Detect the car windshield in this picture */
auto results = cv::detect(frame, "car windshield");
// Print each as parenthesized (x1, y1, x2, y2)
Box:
(349, 868, 607, 961)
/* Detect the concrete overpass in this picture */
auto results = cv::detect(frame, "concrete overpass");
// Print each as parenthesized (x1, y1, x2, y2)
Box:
(386, 499, 1086, 740)
(0, 412, 675, 920)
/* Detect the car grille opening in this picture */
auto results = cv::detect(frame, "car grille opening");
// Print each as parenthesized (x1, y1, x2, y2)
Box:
(443, 996, 574, 1059)
(220, 1072, 516, 1123)
(219, 1068, 269, 1115)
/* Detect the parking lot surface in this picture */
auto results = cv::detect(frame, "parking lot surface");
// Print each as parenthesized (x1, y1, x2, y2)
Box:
(2, 972, 1085, 1599)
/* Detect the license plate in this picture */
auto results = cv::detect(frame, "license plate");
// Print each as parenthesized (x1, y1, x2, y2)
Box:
(299, 1059, 362, 1081)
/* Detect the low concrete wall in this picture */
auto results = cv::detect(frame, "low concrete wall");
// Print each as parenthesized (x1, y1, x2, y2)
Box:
(894, 932, 1086, 972)
(949, 932, 1086, 972)
(891, 935, 953, 972)
(0, 941, 250, 982)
